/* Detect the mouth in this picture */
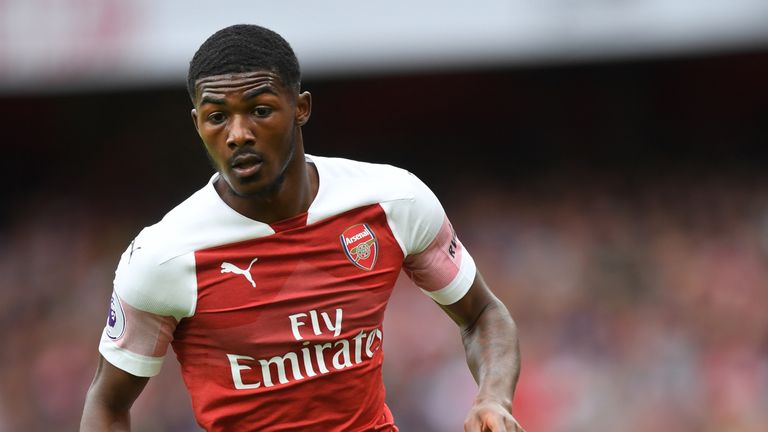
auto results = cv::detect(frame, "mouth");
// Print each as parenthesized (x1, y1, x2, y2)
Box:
(231, 153, 264, 178)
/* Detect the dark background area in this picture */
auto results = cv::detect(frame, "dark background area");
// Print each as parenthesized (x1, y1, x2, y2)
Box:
(3, 48, 766, 216)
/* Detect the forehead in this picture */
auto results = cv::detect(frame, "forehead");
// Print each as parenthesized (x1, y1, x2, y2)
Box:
(194, 71, 291, 104)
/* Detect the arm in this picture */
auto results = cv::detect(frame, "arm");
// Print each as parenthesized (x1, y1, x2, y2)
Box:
(440, 271, 524, 432)
(81, 355, 149, 431)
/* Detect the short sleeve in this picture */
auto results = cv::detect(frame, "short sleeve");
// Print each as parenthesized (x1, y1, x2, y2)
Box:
(98, 229, 197, 377)
(380, 172, 477, 305)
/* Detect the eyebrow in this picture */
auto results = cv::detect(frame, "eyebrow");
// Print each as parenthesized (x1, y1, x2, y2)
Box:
(199, 95, 226, 106)
(243, 85, 278, 100)
(199, 85, 279, 107)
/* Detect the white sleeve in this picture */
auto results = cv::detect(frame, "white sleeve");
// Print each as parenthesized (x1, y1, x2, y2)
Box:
(98, 229, 197, 377)
(380, 172, 477, 305)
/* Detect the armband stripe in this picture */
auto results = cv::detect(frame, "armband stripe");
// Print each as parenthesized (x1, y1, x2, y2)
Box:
(420, 252, 476, 305)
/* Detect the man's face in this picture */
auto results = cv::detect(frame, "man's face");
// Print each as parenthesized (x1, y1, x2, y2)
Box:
(191, 71, 310, 198)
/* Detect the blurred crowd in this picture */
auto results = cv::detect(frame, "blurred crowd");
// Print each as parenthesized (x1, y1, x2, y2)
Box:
(1, 170, 767, 431)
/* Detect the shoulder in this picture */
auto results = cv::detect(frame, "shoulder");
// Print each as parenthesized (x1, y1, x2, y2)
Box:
(309, 154, 416, 191)
(112, 233, 197, 321)
(111, 182, 219, 319)
(307, 155, 432, 220)
(131, 182, 217, 260)
(309, 155, 447, 255)
(131, 175, 274, 262)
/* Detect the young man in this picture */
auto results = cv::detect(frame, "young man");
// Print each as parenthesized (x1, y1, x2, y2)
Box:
(81, 24, 524, 432)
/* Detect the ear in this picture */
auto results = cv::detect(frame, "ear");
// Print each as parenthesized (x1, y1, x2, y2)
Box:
(295, 91, 312, 127)
(191, 108, 200, 134)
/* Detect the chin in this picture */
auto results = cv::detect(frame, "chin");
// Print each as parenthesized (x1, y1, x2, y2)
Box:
(228, 174, 284, 199)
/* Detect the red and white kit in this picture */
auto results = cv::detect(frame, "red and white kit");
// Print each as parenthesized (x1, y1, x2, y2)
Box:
(99, 155, 477, 431)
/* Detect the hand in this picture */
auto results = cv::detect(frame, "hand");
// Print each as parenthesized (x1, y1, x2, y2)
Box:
(464, 399, 525, 432)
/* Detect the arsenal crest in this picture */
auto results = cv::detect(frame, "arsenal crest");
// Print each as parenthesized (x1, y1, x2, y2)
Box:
(340, 223, 378, 271)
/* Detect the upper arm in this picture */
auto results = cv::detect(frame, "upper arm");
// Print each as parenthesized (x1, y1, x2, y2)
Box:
(99, 231, 194, 378)
(383, 171, 477, 305)
(82, 355, 149, 425)
(380, 170, 504, 329)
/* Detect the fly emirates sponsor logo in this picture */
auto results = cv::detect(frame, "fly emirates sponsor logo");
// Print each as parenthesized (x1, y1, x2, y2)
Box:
(226, 307, 383, 389)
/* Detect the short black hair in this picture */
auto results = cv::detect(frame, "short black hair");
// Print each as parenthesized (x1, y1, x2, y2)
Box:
(186, 24, 301, 102)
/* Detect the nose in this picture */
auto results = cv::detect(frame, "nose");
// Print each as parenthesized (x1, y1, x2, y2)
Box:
(227, 114, 255, 149)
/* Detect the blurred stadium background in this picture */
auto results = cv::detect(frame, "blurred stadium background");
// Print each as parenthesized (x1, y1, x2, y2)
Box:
(2, 0, 768, 430)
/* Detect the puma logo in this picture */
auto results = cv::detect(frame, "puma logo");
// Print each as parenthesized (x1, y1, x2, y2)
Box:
(220, 257, 259, 288)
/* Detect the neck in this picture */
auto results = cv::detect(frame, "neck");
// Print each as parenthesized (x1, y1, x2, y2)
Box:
(215, 142, 318, 224)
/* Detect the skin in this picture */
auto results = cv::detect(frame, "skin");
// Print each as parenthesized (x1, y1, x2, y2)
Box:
(81, 70, 523, 431)
(443, 273, 525, 432)
(191, 70, 315, 222)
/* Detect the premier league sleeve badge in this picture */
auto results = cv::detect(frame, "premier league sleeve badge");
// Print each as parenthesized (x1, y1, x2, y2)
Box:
(106, 292, 126, 340)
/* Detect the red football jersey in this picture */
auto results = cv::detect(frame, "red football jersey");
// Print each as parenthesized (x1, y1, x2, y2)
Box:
(99, 155, 476, 431)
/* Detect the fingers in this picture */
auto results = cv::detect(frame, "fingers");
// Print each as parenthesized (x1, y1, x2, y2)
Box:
(465, 414, 525, 432)
(504, 416, 525, 432)
(486, 417, 506, 432)
(464, 400, 524, 432)
(464, 415, 482, 432)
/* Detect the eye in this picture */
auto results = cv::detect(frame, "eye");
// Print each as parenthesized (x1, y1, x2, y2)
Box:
(207, 112, 226, 124)
(253, 106, 273, 117)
